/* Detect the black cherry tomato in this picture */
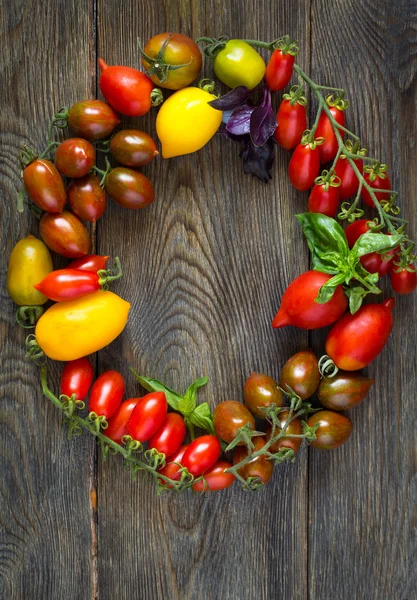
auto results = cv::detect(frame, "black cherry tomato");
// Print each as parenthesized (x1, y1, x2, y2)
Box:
(243, 373, 283, 419)
(233, 436, 274, 486)
(307, 410, 353, 450)
(266, 410, 302, 454)
(39, 211, 90, 258)
(213, 401, 255, 444)
(68, 174, 108, 222)
(68, 99, 120, 141)
(54, 138, 96, 178)
(280, 350, 320, 400)
(23, 159, 66, 213)
(105, 167, 155, 210)
(110, 129, 159, 167)
(318, 371, 374, 410)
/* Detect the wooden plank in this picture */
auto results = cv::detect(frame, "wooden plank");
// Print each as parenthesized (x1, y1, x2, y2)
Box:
(309, 1, 417, 598)
(96, 1, 311, 598)
(0, 1, 96, 598)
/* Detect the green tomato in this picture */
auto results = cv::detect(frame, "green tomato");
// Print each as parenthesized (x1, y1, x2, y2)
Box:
(213, 40, 266, 90)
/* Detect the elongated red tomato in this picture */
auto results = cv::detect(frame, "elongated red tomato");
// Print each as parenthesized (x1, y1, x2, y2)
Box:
(325, 298, 394, 370)
(308, 182, 339, 218)
(275, 98, 307, 150)
(315, 106, 345, 163)
(361, 166, 391, 207)
(148, 413, 186, 456)
(158, 444, 189, 487)
(345, 220, 397, 277)
(105, 398, 140, 443)
(265, 49, 295, 91)
(390, 266, 417, 295)
(334, 155, 363, 200)
(127, 392, 167, 442)
(289, 142, 321, 191)
(34, 269, 100, 302)
(98, 59, 155, 117)
(60, 357, 94, 401)
(272, 270, 348, 329)
(89, 370, 125, 419)
(68, 255, 109, 272)
(23, 159, 66, 213)
(192, 461, 235, 492)
(181, 435, 221, 476)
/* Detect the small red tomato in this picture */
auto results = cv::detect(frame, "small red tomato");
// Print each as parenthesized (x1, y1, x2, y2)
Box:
(315, 105, 346, 163)
(110, 130, 159, 167)
(23, 159, 66, 213)
(233, 436, 274, 486)
(34, 269, 100, 302)
(345, 220, 397, 277)
(54, 138, 96, 178)
(105, 398, 140, 443)
(89, 370, 125, 419)
(98, 58, 155, 117)
(325, 298, 394, 370)
(334, 155, 363, 201)
(68, 254, 109, 272)
(148, 413, 187, 456)
(308, 182, 339, 218)
(390, 265, 417, 295)
(68, 174, 108, 222)
(289, 141, 322, 191)
(275, 96, 307, 150)
(105, 167, 155, 210)
(361, 165, 392, 208)
(60, 357, 94, 401)
(280, 350, 320, 400)
(307, 410, 352, 450)
(272, 270, 348, 329)
(181, 435, 221, 476)
(39, 211, 90, 258)
(192, 461, 235, 492)
(158, 444, 189, 487)
(68, 100, 120, 141)
(318, 371, 374, 411)
(213, 401, 255, 444)
(243, 373, 283, 419)
(266, 410, 303, 454)
(265, 49, 295, 91)
(127, 392, 168, 442)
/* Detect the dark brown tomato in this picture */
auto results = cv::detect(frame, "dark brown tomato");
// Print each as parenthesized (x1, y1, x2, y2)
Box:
(307, 410, 353, 450)
(318, 372, 374, 411)
(243, 372, 283, 418)
(105, 167, 155, 210)
(23, 159, 66, 213)
(39, 210, 90, 258)
(68, 174, 107, 222)
(266, 410, 302, 454)
(213, 401, 255, 444)
(110, 129, 159, 167)
(54, 138, 96, 178)
(68, 100, 120, 141)
(280, 350, 320, 400)
(233, 436, 274, 486)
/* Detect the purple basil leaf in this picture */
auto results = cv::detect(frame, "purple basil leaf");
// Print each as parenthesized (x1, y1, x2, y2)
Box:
(239, 136, 275, 183)
(226, 103, 255, 136)
(250, 88, 277, 147)
(209, 86, 253, 110)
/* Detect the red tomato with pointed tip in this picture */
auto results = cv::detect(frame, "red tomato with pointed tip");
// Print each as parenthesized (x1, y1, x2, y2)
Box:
(334, 155, 363, 200)
(275, 99, 307, 150)
(181, 435, 221, 476)
(68, 255, 109, 272)
(68, 100, 120, 141)
(308, 183, 339, 218)
(68, 174, 107, 222)
(289, 143, 321, 191)
(325, 298, 394, 370)
(272, 270, 348, 329)
(149, 412, 187, 456)
(158, 444, 189, 487)
(34, 269, 100, 302)
(23, 159, 66, 213)
(98, 58, 154, 117)
(89, 370, 125, 419)
(390, 266, 417, 294)
(54, 138, 96, 178)
(315, 106, 345, 163)
(127, 392, 168, 442)
(60, 357, 94, 401)
(361, 171, 392, 207)
(39, 211, 90, 258)
(192, 461, 235, 492)
(105, 398, 140, 443)
(265, 49, 295, 91)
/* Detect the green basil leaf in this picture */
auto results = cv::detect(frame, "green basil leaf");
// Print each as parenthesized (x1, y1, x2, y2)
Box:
(345, 286, 368, 314)
(183, 377, 209, 408)
(129, 369, 181, 411)
(189, 402, 215, 435)
(296, 213, 349, 263)
(351, 232, 403, 259)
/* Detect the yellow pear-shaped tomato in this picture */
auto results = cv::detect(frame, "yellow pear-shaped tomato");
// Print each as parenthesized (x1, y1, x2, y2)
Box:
(7, 235, 53, 306)
(35, 290, 130, 361)
(156, 87, 222, 158)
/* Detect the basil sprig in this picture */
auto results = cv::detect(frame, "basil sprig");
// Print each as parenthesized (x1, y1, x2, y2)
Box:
(296, 213, 403, 313)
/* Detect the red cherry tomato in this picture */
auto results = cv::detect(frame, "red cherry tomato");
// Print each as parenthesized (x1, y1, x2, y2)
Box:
(54, 138, 96, 178)
(334, 155, 363, 201)
(105, 398, 140, 443)
(289, 142, 321, 191)
(60, 357, 94, 401)
(67, 174, 108, 222)
(34, 269, 100, 302)
(68, 99, 120, 141)
(23, 159, 66, 213)
(181, 435, 221, 476)
(192, 461, 235, 492)
(89, 370, 125, 419)
(275, 97, 307, 150)
(39, 211, 90, 258)
(148, 412, 187, 456)
(361, 167, 391, 208)
(127, 392, 168, 442)
(158, 444, 189, 487)
(105, 168, 155, 210)
(308, 182, 339, 218)
(390, 265, 417, 295)
(345, 220, 397, 277)
(315, 106, 346, 163)
(272, 270, 348, 329)
(68, 255, 109, 272)
(98, 58, 155, 117)
(325, 298, 394, 370)
(265, 49, 295, 91)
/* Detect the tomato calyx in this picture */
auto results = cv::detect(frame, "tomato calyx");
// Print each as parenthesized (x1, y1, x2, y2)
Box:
(325, 93, 349, 112)
(138, 36, 193, 84)
(16, 305, 44, 329)
(283, 84, 307, 106)
(314, 169, 341, 192)
(364, 160, 388, 182)
(97, 256, 123, 290)
(300, 129, 324, 150)
(25, 334, 46, 365)
(196, 36, 229, 59)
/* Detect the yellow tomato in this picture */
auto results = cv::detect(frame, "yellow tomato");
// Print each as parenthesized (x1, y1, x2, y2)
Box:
(7, 235, 53, 306)
(35, 290, 130, 361)
(213, 40, 266, 90)
(156, 87, 222, 158)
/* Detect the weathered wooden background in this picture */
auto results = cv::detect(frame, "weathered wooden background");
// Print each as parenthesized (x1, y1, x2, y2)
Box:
(1, 0, 416, 598)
